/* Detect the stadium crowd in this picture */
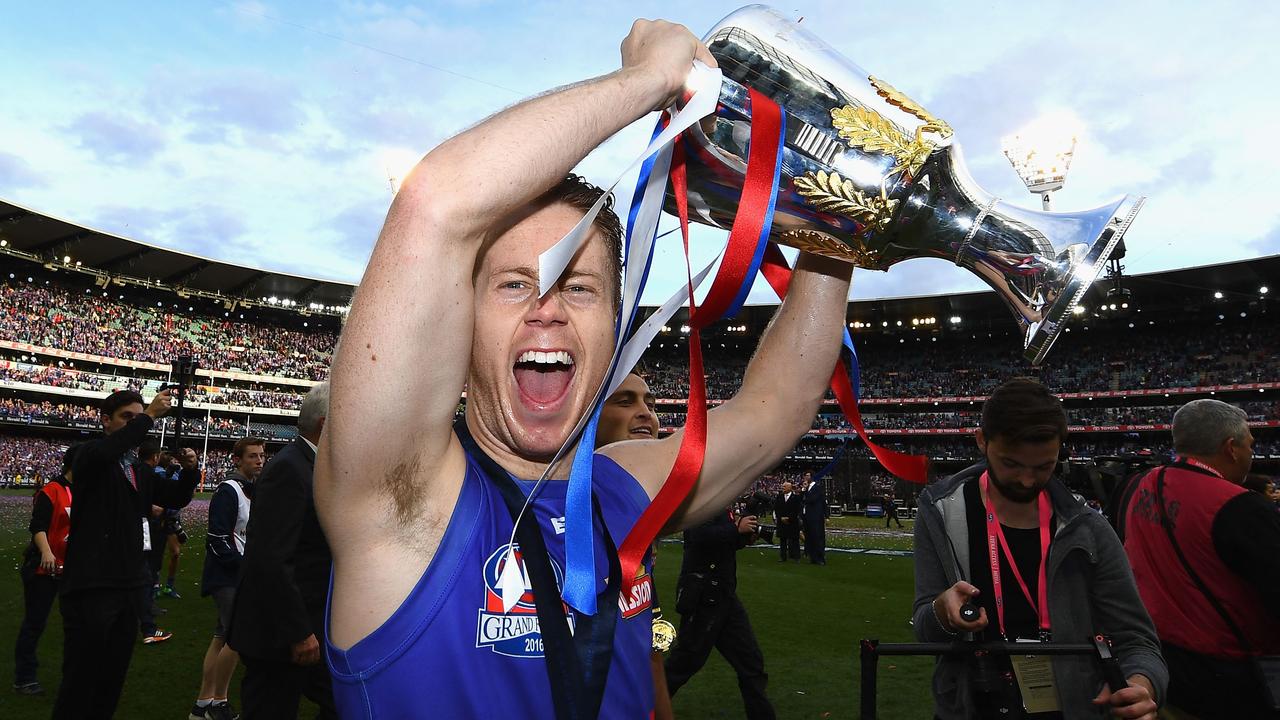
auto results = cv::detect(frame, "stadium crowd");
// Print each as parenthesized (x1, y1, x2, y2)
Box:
(0, 279, 336, 380)
(642, 320, 1280, 399)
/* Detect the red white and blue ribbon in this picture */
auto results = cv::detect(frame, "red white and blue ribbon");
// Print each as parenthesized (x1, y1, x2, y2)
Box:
(532, 63, 927, 615)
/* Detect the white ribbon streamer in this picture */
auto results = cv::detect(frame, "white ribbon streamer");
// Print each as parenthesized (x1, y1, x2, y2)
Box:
(536, 61, 723, 297)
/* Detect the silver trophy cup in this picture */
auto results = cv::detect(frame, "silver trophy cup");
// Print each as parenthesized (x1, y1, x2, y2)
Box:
(670, 5, 1144, 364)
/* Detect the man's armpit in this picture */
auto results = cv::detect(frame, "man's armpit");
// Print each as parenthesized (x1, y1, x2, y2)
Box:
(382, 452, 425, 525)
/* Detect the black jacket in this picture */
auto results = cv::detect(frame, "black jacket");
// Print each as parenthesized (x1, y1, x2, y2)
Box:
(802, 478, 828, 520)
(677, 511, 750, 594)
(773, 491, 802, 522)
(63, 414, 199, 595)
(227, 437, 332, 658)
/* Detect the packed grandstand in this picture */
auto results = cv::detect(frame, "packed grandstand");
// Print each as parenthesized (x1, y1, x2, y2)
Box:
(1, 201, 1276, 504)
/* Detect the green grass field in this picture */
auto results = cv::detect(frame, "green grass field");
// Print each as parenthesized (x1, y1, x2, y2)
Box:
(0, 490, 935, 719)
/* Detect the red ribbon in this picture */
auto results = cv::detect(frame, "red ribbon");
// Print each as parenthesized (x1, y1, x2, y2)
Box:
(758, 246, 928, 484)
(617, 89, 926, 585)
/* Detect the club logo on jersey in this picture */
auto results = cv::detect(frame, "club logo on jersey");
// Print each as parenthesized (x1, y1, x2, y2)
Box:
(475, 543, 574, 658)
(619, 566, 654, 620)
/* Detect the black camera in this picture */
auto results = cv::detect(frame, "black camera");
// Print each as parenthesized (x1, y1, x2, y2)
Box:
(755, 525, 775, 546)
(970, 648, 1025, 719)
(164, 517, 189, 545)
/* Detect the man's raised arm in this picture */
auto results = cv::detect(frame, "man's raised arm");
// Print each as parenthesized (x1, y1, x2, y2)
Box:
(318, 22, 716, 540)
(604, 253, 853, 528)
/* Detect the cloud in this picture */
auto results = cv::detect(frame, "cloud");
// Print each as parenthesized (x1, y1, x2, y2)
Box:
(63, 112, 167, 165)
(1253, 225, 1280, 256)
(0, 151, 46, 190)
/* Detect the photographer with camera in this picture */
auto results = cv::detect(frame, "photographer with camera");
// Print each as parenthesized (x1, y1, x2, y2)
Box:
(913, 379, 1165, 719)
(1119, 400, 1280, 718)
(665, 504, 775, 719)
(52, 389, 201, 719)
(13, 445, 77, 696)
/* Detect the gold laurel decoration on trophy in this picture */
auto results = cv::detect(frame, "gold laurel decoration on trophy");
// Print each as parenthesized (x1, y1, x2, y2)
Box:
(793, 170, 898, 234)
(779, 229, 881, 268)
(868, 75, 954, 139)
(652, 615, 676, 652)
(829, 105, 933, 177)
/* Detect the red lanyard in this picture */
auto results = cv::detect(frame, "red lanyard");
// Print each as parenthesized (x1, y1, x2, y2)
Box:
(1178, 456, 1224, 479)
(980, 472, 1052, 638)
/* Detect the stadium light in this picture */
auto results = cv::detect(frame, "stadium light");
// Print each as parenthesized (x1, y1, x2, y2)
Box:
(1261, 286, 1270, 295)
(63, 255, 71, 263)
(949, 316, 961, 324)
(0, 239, 7, 246)
(1000, 111, 1082, 210)
(1213, 291, 1223, 299)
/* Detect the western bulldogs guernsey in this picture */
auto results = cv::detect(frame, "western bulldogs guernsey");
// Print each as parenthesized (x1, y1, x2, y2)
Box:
(325, 447, 656, 719)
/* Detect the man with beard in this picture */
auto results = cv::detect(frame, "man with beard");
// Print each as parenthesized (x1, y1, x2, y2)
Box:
(319, 18, 855, 720)
(913, 378, 1165, 720)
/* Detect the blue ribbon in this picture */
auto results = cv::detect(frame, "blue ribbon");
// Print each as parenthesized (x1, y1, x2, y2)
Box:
(562, 120, 666, 615)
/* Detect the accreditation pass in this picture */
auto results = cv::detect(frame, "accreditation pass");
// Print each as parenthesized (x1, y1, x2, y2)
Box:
(1010, 639, 1061, 713)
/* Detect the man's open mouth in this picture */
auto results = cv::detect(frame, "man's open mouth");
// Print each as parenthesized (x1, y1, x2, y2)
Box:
(628, 426, 654, 438)
(513, 350, 576, 407)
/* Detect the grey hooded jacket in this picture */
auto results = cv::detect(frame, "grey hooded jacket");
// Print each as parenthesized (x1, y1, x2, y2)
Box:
(912, 463, 1168, 719)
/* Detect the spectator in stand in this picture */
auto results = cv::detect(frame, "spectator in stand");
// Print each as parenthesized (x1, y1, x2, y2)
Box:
(52, 389, 201, 720)
(12, 445, 77, 696)
(1120, 400, 1280, 718)
(191, 437, 265, 720)
(228, 384, 337, 719)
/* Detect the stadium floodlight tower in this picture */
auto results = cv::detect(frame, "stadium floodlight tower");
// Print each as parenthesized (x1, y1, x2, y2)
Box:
(1000, 113, 1080, 211)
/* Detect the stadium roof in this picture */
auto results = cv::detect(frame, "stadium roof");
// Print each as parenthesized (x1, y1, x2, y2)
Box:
(0, 198, 356, 311)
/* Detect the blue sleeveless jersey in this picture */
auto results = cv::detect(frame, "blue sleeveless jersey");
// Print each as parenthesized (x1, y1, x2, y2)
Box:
(325, 449, 656, 719)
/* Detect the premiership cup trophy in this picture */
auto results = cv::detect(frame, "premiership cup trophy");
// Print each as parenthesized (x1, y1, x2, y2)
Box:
(671, 5, 1144, 363)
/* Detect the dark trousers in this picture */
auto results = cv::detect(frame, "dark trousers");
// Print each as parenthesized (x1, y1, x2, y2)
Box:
(1162, 642, 1280, 719)
(14, 570, 58, 685)
(665, 594, 775, 720)
(52, 588, 139, 720)
(804, 517, 826, 563)
(133, 562, 157, 637)
(241, 653, 339, 720)
(885, 509, 902, 528)
(777, 522, 800, 560)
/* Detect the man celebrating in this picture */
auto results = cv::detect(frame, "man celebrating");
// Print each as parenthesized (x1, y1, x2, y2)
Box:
(318, 18, 855, 719)
(53, 389, 200, 720)
(1120, 400, 1280, 718)
(913, 378, 1165, 719)
(190, 437, 265, 720)
(773, 481, 802, 562)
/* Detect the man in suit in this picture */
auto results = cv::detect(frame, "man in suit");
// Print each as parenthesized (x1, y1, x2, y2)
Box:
(801, 472, 828, 565)
(772, 481, 802, 562)
(53, 389, 200, 719)
(228, 382, 337, 720)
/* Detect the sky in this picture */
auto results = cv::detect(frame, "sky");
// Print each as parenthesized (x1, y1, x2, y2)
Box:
(1, 1, 1278, 305)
